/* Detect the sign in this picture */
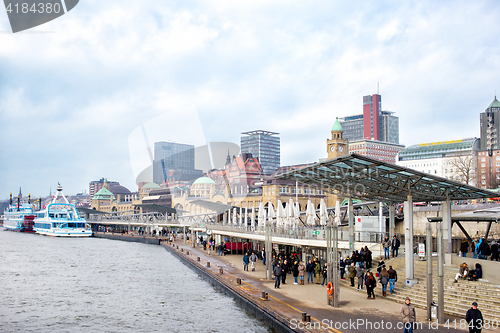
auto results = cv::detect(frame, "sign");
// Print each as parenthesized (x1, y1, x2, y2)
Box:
(312, 231, 320, 235)
(418, 243, 425, 257)
(206, 229, 213, 236)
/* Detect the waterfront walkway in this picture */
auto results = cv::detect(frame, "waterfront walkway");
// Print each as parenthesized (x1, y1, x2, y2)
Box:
(165, 240, 496, 333)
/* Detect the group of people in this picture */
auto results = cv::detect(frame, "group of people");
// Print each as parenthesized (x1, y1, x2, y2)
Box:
(454, 262, 483, 282)
(460, 237, 500, 260)
(348, 257, 398, 298)
(382, 235, 401, 259)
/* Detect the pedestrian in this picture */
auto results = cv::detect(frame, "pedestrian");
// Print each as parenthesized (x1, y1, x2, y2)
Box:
(321, 263, 328, 286)
(478, 239, 491, 260)
(382, 236, 391, 259)
(379, 266, 389, 297)
(348, 263, 357, 287)
(292, 261, 299, 284)
(388, 265, 398, 293)
(261, 248, 266, 265)
(491, 240, 499, 261)
(364, 246, 372, 269)
(460, 238, 469, 257)
(273, 263, 282, 289)
(465, 302, 483, 333)
(339, 258, 346, 280)
(377, 257, 385, 276)
(391, 235, 401, 258)
(243, 252, 249, 271)
(473, 238, 480, 259)
(400, 297, 416, 333)
(298, 261, 305, 285)
(314, 260, 322, 284)
(249, 252, 258, 271)
(281, 259, 289, 285)
(357, 267, 365, 290)
(207, 241, 211, 255)
(306, 260, 314, 284)
(365, 271, 376, 299)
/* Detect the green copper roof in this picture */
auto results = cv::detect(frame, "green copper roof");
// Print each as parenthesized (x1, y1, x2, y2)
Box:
(141, 182, 161, 190)
(192, 177, 216, 185)
(488, 97, 500, 109)
(93, 187, 115, 200)
(331, 117, 343, 132)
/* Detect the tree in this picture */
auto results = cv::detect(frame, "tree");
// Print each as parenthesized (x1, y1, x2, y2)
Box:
(448, 155, 475, 185)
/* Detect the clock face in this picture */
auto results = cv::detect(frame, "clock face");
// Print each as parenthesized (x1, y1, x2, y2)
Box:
(339, 145, 344, 152)
(330, 146, 335, 152)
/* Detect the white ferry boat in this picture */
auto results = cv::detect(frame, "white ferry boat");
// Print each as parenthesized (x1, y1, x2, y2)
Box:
(2, 194, 36, 233)
(33, 184, 92, 237)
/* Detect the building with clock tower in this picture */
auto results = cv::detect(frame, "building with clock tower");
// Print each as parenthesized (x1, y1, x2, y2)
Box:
(327, 117, 348, 160)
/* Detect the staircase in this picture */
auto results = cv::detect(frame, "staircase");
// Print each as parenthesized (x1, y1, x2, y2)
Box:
(342, 257, 500, 323)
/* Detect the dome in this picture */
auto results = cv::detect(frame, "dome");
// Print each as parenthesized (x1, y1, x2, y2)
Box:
(92, 187, 115, 200)
(331, 117, 343, 132)
(108, 184, 131, 195)
(141, 182, 161, 190)
(192, 177, 216, 185)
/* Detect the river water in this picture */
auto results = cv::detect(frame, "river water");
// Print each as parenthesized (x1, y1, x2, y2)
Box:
(0, 230, 271, 333)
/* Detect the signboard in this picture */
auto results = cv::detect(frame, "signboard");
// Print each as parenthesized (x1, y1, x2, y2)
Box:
(418, 243, 425, 257)
(312, 231, 320, 235)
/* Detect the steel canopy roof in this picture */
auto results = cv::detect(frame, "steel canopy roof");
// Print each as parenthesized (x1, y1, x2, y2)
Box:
(277, 154, 499, 202)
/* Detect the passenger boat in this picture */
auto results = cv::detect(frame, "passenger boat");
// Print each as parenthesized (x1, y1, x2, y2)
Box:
(2, 194, 36, 232)
(33, 184, 92, 237)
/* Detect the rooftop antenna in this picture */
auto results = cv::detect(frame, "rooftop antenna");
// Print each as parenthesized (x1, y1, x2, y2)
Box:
(377, 82, 379, 95)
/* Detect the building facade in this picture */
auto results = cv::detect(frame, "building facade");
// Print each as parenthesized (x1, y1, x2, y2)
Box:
(479, 96, 500, 151)
(241, 130, 280, 175)
(89, 178, 119, 204)
(397, 138, 479, 185)
(363, 94, 382, 140)
(349, 139, 405, 164)
(153, 141, 202, 186)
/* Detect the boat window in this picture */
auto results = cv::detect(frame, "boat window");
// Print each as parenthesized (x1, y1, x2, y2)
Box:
(49, 213, 55, 218)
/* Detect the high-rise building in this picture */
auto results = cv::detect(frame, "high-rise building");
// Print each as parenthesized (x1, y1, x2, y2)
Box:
(479, 96, 500, 151)
(363, 94, 382, 140)
(350, 139, 405, 164)
(241, 130, 280, 175)
(153, 142, 202, 185)
(339, 93, 400, 144)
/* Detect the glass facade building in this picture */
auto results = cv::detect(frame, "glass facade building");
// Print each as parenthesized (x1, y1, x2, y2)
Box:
(241, 130, 280, 175)
(153, 142, 202, 185)
(379, 111, 399, 144)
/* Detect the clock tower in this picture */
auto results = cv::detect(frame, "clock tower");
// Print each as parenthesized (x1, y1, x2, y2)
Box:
(327, 117, 348, 160)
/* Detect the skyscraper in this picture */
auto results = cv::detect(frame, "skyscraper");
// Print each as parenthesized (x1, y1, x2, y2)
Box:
(363, 94, 381, 140)
(241, 130, 280, 175)
(479, 96, 500, 151)
(153, 142, 202, 185)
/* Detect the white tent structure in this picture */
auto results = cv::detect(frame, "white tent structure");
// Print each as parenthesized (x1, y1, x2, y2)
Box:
(267, 201, 275, 226)
(257, 202, 266, 228)
(276, 199, 284, 227)
(305, 199, 317, 226)
(319, 198, 328, 226)
(250, 206, 255, 229)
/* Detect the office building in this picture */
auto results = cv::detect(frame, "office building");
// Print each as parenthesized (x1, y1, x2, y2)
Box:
(479, 96, 500, 151)
(241, 130, 280, 175)
(349, 139, 405, 164)
(153, 142, 202, 186)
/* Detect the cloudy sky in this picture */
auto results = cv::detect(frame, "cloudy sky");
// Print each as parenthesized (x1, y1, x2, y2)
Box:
(1, 1, 499, 198)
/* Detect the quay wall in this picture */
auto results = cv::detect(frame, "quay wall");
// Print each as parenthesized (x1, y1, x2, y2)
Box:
(162, 243, 302, 333)
(93, 232, 162, 245)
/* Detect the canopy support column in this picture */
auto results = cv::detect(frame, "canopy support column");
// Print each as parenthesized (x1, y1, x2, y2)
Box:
(404, 194, 416, 285)
(348, 198, 354, 254)
(442, 196, 452, 265)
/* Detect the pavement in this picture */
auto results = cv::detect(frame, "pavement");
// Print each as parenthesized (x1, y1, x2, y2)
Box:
(167, 240, 499, 333)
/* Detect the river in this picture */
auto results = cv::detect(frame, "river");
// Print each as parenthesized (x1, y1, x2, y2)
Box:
(0, 230, 271, 332)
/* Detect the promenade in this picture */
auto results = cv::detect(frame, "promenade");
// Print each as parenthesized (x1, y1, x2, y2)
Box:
(165, 240, 486, 333)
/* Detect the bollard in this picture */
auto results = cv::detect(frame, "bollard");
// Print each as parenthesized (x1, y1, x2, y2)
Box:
(261, 291, 269, 300)
(207, 262, 210, 267)
(306, 315, 311, 322)
(176, 246, 179, 249)
(186, 251, 189, 255)
(302, 313, 307, 322)
(181, 248, 183, 252)
(219, 268, 224, 275)
(236, 278, 241, 284)
(197, 257, 200, 262)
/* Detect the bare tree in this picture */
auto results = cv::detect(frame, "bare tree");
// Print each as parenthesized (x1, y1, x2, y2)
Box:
(448, 155, 475, 185)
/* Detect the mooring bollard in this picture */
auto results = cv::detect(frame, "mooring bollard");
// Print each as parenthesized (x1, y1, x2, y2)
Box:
(219, 268, 223, 275)
(302, 313, 307, 322)
(181, 248, 183, 252)
(236, 278, 241, 284)
(261, 291, 268, 300)
(186, 251, 189, 255)
(197, 257, 200, 262)
(176, 246, 179, 249)
(206, 262, 210, 267)
(306, 315, 311, 322)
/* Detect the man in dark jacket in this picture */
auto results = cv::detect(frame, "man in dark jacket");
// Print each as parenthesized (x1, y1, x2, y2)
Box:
(460, 238, 469, 257)
(281, 260, 289, 284)
(465, 302, 483, 333)
(388, 265, 398, 293)
(273, 263, 282, 289)
(391, 236, 401, 258)
(478, 239, 491, 260)
(306, 260, 314, 284)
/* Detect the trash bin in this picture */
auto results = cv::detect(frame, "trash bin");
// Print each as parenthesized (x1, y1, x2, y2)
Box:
(431, 301, 438, 320)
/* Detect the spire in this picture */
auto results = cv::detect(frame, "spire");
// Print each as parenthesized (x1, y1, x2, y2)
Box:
(331, 117, 343, 132)
(18, 187, 22, 199)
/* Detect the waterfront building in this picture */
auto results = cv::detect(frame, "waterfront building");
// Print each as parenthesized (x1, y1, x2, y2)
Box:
(153, 141, 203, 186)
(476, 149, 500, 189)
(397, 138, 479, 185)
(326, 118, 349, 160)
(339, 94, 400, 144)
(89, 178, 119, 204)
(241, 130, 280, 175)
(349, 139, 405, 164)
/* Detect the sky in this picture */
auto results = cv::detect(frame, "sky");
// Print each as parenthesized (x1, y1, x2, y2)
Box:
(1, 1, 500, 198)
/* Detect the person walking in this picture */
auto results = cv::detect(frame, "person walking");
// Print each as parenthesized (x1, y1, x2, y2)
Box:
(357, 267, 365, 290)
(379, 266, 389, 297)
(382, 236, 391, 259)
(273, 263, 282, 289)
(365, 271, 376, 299)
(243, 252, 249, 271)
(249, 252, 258, 271)
(391, 235, 401, 258)
(298, 261, 305, 285)
(465, 302, 483, 333)
(400, 297, 416, 333)
(388, 265, 398, 294)
(348, 263, 357, 287)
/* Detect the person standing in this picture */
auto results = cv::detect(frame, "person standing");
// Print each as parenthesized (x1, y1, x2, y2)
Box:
(314, 260, 321, 284)
(273, 263, 282, 289)
(382, 236, 391, 259)
(321, 263, 328, 286)
(400, 297, 416, 333)
(388, 265, 398, 294)
(465, 301, 483, 333)
(365, 271, 376, 299)
(306, 260, 314, 284)
(261, 248, 266, 265)
(391, 235, 401, 258)
(292, 261, 299, 284)
(298, 261, 305, 285)
(491, 240, 499, 261)
(243, 252, 249, 271)
(460, 238, 469, 257)
(281, 259, 289, 285)
(339, 258, 346, 280)
(249, 252, 258, 271)
(348, 263, 357, 287)
(357, 267, 365, 290)
(379, 266, 389, 297)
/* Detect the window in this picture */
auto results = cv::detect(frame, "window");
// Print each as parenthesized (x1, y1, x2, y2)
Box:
(279, 187, 290, 194)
